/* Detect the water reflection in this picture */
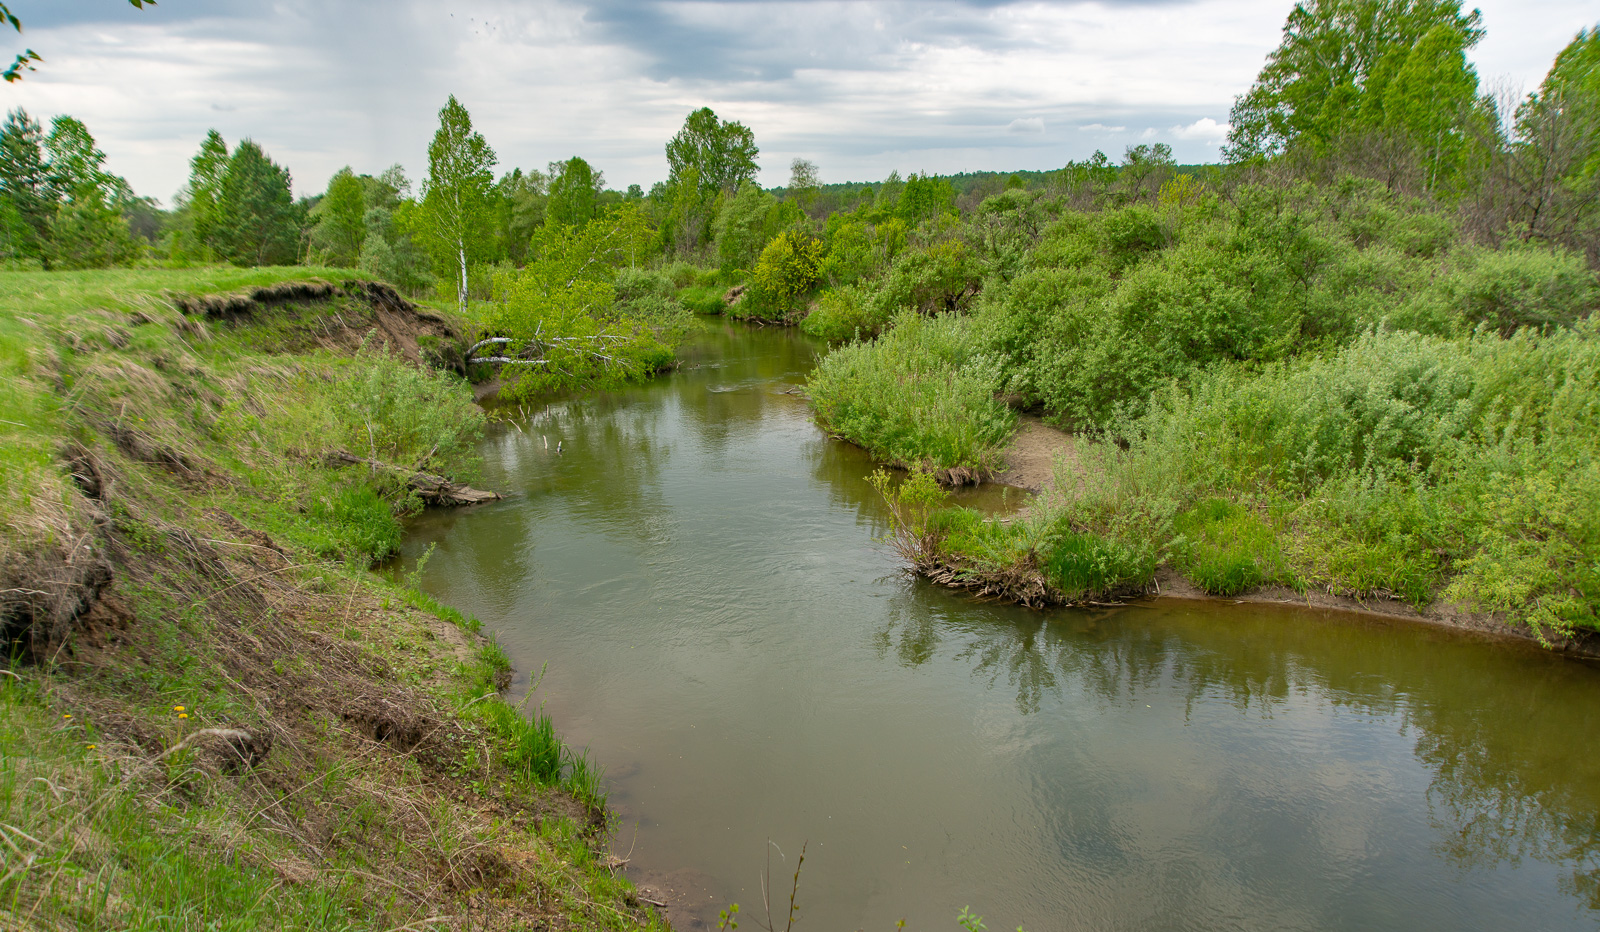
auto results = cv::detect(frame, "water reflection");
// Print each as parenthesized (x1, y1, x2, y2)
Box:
(407, 323, 1600, 930)
(874, 587, 1600, 905)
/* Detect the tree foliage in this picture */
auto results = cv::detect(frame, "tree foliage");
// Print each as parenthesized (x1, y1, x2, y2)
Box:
(666, 107, 759, 196)
(415, 95, 497, 312)
(546, 156, 603, 228)
(214, 140, 299, 266)
(1226, 0, 1485, 165)
(0, 108, 137, 267)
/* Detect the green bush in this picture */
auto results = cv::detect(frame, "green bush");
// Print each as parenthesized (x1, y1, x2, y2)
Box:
(1172, 498, 1292, 596)
(1041, 528, 1156, 601)
(306, 482, 404, 563)
(678, 284, 727, 315)
(807, 311, 1016, 479)
(741, 230, 824, 322)
(800, 284, 888, 342)
(1415, 244, 1598, 336)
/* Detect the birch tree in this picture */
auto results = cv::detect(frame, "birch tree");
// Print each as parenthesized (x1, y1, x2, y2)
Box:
(418, 95, 496, 313)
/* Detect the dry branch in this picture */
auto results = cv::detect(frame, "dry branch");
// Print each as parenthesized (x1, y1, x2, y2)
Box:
(324, 451, 500, 506)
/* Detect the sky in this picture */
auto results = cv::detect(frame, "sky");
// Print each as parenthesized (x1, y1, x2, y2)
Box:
(4, 0, 1596, 204)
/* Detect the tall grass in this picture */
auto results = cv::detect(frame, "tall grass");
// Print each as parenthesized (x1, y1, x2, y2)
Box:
(1039, 323, 1600, 633)
(808, 311, 1016, 481)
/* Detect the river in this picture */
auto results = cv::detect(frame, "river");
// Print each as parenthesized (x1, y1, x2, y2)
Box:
(400, 322, 1600, 931)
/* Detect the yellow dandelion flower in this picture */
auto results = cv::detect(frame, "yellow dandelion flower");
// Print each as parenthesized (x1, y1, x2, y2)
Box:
(173, 705, 185, 712)
(62, 713, 72, 719)
(86, 744, 97, 750)
(179, 713, 189, 719)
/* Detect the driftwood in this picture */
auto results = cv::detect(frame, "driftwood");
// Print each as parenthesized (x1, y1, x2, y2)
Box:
(324, 451, 501, 506)
(464, 328, 631, 369)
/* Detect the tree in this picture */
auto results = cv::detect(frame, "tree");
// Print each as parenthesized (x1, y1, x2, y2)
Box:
(546, 156, 603, 228)
(180, 129, 230, 260)
(787, 158, 820, 213)
(1225, 0, 1484, 162)
(666, 107, 759, 196)
(43, 115, 135, 267)
(215, 139, 298, 266)
(416, 95, 497, 313)
(1499, 27, 1600, 260)
(480, 204, 660, 398)
(1379, 22, 1482, 193)
(0, 107, 49, 263)
(897, 172, 956, 222)
(309, 166, 367, 266)
(3, 1, 154, 84)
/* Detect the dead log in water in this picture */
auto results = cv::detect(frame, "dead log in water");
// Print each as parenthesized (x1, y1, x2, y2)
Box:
(324, 451, 501, 506)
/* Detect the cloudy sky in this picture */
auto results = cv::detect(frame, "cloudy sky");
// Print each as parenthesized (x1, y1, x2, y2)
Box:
(5, 0, 1596, 203)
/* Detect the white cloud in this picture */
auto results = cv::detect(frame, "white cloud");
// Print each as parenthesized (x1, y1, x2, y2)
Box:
(1170, 117, 1231, 141)
(6, 0, 1595, 198)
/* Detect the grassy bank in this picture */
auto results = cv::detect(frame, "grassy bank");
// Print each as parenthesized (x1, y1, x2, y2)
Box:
(0, 268, 662, 930)
(832, 181, 1599, 643)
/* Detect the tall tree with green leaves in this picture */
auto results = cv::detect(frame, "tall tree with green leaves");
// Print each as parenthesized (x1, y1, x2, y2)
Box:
(1504, 26, 1600, 256)
(181, 129, 230, 260)
(659, 107, 758, 255)
(1379, 21, 1482, 192)
(787, 158, 820, 213)
(1224, 0, 1484, 162)
(43, 115, 135, 267)
(0, 106, 49, 263)
(546, 156, 603, 228)
(215, 139, 298, 266)
(416, 95, 497, 313)
(666, 107, 759, 196)
(309, 166, 367, 266)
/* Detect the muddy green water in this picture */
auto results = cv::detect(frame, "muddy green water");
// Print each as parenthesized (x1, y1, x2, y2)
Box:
(401, 323, 1600, 931)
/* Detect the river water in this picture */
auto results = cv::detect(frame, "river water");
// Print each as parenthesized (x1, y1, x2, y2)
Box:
(401, 322, 1600, 931)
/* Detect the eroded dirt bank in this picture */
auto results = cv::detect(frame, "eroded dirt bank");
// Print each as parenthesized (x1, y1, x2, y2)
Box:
(0, 275, 663, 931)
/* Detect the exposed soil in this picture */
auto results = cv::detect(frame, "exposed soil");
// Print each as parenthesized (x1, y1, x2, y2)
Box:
(992, 414, 1077, 492)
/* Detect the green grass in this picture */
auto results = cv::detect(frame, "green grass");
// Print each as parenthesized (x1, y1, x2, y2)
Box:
(0, 266, 650, 929)
(807, 310, 1017, 480)
(0, 267, 373, 554)
(1172, 498, 1296, 597)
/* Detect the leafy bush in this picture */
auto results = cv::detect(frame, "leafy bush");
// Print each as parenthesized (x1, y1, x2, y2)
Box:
(678, 284, 727, 315)
(800, 284, 887, 342)
(335, 340, 487, 482)
(807, 311, 1015, 479)
(741, 230, 824, 322)
(873, 240, 984, 316)
(1171, 498, 1293, 596)
(307, 482, 403, 562)
(1412, 244, 1598, 336)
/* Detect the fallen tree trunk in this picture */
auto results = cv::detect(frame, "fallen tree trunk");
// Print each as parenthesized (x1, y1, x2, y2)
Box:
(324, 451, 501, 506)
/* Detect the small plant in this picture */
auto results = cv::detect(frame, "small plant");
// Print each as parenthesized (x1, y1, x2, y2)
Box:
(957, 906, 986, 932)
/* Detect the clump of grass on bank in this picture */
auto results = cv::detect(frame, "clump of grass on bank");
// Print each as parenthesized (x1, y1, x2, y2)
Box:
(809, 311, 1016, 483)
(873, 470, 1154, 606)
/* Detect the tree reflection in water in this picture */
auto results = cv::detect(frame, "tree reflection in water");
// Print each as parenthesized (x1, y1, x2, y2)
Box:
(875, 581, 1600, 906)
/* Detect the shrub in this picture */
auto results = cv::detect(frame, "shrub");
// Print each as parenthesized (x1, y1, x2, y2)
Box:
(678, 284, 727, 315)
(807, 311, 1015, 479)
(800, 284, 887, 342)
(1171, 498, 1293, 596)
(741, 230, 824, 322)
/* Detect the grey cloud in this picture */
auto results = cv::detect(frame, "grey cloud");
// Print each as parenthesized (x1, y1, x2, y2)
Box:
(570, 1, 1200, 83)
